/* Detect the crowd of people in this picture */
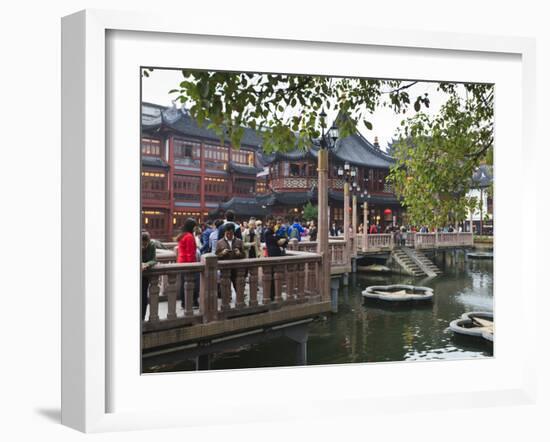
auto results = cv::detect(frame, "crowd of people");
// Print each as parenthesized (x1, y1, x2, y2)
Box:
(141, 210, 319, 319)
(141, 210, 465, 318)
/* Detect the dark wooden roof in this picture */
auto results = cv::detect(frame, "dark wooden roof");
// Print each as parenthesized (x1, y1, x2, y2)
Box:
(142, 102, 263, 149)
(142, 102, 394, 169)
(228, 161, 263, 176)
(210, 197, 269, 217)
(141, 156, 170, 169)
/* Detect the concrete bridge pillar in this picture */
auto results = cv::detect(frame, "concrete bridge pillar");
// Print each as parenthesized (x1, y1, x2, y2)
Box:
(331, 277, 341, 312)
(195, 354, 211, 370)
(283, 324, 309, 366)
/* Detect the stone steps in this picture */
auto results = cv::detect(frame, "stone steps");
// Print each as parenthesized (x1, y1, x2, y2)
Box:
(391, 247, 442, 277)
(392, 249, 425, 276)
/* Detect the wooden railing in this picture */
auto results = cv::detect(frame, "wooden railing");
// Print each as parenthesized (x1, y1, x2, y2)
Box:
(404, 232, 474, 249)
(287, 239, 349, 268)
(362, 233, 394, 252)
(329, 240, 348, 266)
(143, 251, 324, 327)
(414, 233, 436, 249)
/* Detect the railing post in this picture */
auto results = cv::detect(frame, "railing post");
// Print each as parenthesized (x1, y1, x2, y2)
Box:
(262, 266, 273, 304)
(148, 275, 160, 323)
(249, 266, 259, 307)
(166, 273, 177, 320)
(200, 253, 218, 323)
(220, 269, 232, 311)
(235, 268, 246, 309)
(183, 273, 195, 317)
(435, 232, 439, 248)
(285, 264, 296, 300)
(274, 265, 284, 303)
(296, 262, 306, 302)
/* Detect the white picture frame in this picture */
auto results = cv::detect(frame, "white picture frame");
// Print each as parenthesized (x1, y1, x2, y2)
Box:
(61, 9, 538, 433)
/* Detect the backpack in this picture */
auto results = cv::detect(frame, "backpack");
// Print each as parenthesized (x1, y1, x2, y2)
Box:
(289, 225, 300, 240)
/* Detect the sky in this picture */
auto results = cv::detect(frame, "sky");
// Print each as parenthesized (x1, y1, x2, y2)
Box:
(141, 68, 449, 151)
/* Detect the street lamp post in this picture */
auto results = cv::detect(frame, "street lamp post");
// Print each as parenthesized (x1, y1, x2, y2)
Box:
(318, 111, 338, 302)
(362, 189, 371, 251)
(351, 178, 360, 257)
(338, 162, 358, 258)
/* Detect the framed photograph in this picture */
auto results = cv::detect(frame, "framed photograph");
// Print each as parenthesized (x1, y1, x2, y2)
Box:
(62, 9, 537, 433)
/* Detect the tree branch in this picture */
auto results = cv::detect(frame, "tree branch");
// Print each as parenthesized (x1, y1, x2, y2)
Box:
(381, 81, 418, 94)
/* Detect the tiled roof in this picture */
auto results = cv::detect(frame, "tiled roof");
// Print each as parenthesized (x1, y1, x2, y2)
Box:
(142, 102, 263, 149)
(141, 156, 170, 169)
(142, 102, 394, 169)
(210, 197, 269, 217)
(228, 161, 263, 176)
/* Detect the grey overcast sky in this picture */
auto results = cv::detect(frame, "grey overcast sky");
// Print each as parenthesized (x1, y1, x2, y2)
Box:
(141, 68, 448, 151)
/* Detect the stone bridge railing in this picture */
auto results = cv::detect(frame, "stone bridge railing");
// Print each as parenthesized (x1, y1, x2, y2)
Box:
(143, 250, 325, 330)
(407, 232, 474, 250)
(357, 232, 473, 252)
(287, 239, 349, 271)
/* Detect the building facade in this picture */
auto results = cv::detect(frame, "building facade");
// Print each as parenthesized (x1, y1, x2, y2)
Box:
(141, 102, 403, 240)
(256, 133, 403, 228)
(141, 102, 267, 240)
(466, 164, 494, 234)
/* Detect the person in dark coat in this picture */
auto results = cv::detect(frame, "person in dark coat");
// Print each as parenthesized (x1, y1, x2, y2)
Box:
(215, 223, 244, 293)
(265, 218, 287, 257)
(264, 217, 288, 301)
(141, 231, 157, 321)
(308, 220, 318, 241)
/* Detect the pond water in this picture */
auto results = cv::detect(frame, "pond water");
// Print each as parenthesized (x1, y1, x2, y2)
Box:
(143, 250, 493, 373)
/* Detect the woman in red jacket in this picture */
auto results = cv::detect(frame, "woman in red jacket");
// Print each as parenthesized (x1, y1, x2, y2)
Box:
(177, 218, 199, 308)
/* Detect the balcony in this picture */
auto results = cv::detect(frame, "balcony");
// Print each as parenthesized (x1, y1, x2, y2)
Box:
(142, 190, 169, 201)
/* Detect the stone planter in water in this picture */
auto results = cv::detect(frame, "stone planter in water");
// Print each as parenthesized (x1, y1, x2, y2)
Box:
(362, 284, 434, 303)
(449, 311, 494, 342)
(467, 252, 493, 260)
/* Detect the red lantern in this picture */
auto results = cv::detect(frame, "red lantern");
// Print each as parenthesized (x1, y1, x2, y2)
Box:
(384, 208, 392, 215)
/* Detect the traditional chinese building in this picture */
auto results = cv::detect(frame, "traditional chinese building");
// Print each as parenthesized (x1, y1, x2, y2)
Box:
(141, 102, 403, 240)
(466, 164, 493, 234)
(141, 102, 267, 240)
(256, 134, 403, 227)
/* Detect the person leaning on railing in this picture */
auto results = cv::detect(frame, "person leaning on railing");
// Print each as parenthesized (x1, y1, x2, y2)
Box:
(176, 218, 200, 309)
(141, 231, 157, 321)
(215, 223, 245, 293)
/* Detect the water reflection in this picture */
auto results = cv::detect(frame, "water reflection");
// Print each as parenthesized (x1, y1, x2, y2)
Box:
(143, 251, 493, 372)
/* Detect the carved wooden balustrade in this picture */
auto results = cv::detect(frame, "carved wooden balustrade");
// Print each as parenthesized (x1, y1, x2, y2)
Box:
(328, 240, 348, 266)
(356, 233, 363, 252)
(287, 239, 350, 274)
(412, 232, 474, 249)
(349, 235, 357, 257)
(142, 250, 324, 332)
(456, 232, 475, 246)
(414, 233, 436, 249)
(362, 233, 394, 252)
